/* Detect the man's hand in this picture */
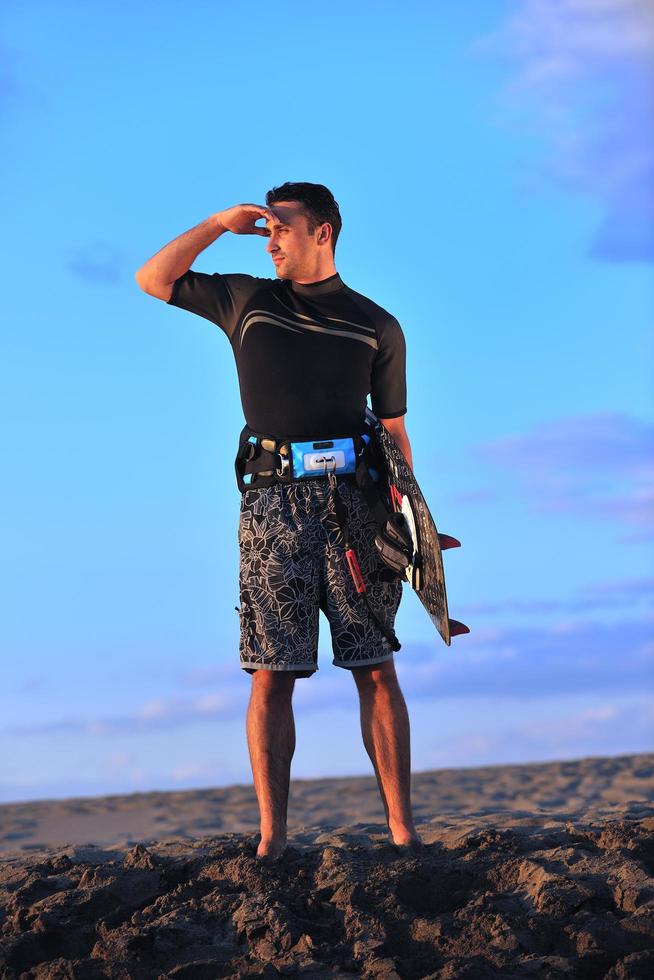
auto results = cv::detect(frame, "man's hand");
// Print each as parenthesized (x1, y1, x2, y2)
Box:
(216, 203, 278, 237)
(380, 416, 413, 471)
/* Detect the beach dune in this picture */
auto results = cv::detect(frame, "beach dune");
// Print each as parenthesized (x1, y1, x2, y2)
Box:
(1, 753, 652, 978)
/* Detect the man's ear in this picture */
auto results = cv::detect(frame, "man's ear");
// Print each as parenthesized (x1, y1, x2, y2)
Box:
(318, 222, 332, 244)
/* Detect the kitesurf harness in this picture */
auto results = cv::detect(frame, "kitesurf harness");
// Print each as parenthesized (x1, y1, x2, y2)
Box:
(235, 421, 414, 653)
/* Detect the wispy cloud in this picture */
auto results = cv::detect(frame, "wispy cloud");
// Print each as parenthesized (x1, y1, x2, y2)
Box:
(479, 412, 653, 471)
(0, 42, 44, 119)
(418, 696, 654, 769)
(67, 242, 124, 283)
(15, 674, 49, 694)
(474, 411, 654, 536)
(582, 575, 654, 599)
(459, 573, 654, 616)
(397, 614, 654, 702)
(478, 0, 654, 262)
(0, 44, 20, 111)
(4, 690, 247, 738)
(6, 613, 652, 738)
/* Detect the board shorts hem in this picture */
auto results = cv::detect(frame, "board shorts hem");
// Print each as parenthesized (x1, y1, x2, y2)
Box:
(240, 662, 317, 677)
(332, 651, 395, 670)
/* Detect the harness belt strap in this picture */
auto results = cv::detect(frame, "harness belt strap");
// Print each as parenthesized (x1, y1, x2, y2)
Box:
(235, 426, 367, 492)
(235, 436, 282, 491)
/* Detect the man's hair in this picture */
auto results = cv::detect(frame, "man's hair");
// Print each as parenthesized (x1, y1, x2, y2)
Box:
(265, 181, 342, 255)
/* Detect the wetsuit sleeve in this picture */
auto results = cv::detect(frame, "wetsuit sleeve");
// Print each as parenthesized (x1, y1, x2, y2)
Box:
(166, 270, 266, 342)
(370, 316, 407, 419)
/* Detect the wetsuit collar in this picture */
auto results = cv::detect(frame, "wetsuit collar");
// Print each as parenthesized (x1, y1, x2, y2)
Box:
(290, 272, 344, 296)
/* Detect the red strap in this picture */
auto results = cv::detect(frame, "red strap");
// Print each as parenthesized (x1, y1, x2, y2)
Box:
(389, 484, 403, 512)
(345, 548, 366, 594)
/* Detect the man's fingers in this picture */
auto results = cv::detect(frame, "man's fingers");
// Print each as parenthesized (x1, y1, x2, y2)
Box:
(243, 203, 277, 221)
(251, 213, 270, 236)
(257, 205, 280, 225)
(235, 203, 278, 234)
(251, 204, 277, 235)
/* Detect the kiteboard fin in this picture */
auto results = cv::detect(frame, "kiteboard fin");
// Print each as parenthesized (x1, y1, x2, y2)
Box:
(448, 618, 470, 637)
(438, 533, 461, 550)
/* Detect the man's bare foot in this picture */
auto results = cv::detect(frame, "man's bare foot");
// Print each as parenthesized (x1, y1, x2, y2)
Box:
(256, 835, 287, 861)
(389, 825, 425, 851)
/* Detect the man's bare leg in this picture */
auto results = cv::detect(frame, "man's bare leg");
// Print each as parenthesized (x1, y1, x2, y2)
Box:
(353, 658, 423, 847)
(246, 669, 296, 858)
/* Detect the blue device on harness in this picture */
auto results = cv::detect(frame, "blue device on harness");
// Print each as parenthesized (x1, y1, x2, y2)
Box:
(291, 437, 358, 479)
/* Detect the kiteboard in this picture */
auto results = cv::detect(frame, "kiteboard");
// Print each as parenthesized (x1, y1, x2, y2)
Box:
(364, 408, 470, 646)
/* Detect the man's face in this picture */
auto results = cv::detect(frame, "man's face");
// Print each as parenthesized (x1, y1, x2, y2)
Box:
(264, 200, 324, 279)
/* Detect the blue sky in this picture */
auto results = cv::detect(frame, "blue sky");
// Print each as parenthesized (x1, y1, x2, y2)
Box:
(1, 0, 652, 803)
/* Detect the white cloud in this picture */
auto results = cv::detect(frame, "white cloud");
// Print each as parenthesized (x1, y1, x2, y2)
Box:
(478, 0, 654, 261)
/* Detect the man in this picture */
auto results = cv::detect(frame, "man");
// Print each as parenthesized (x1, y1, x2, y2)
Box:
(136, 182, 423, 860)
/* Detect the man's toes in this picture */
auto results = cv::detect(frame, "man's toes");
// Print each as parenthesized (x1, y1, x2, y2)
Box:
(256, 848, 286, 864)
(391, 839, 426, 855)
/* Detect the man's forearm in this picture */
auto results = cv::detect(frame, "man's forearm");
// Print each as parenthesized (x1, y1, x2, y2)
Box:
(392, 432, 413, 471)
(135, 214, 226, 289)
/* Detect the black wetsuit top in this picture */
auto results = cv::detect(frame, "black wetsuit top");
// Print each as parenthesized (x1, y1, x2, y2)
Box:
(167, 269, 407, 440)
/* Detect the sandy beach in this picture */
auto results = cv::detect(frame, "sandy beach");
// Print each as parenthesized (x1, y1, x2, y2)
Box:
(1, 752, 652, 978)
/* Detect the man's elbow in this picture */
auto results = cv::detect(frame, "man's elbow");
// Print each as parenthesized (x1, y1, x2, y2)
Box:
(135, 267, 159, 292)
(135, 268, 150, 291)
(380, 415, 407, 437)
(135, 270, 172, 302)
(379, 416, 412, 469)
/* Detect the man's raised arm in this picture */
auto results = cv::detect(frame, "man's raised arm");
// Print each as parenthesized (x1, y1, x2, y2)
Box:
(135, 204, 278, 302)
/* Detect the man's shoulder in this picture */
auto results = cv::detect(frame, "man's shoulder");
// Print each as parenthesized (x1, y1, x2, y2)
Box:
(168, 269, 277, 295)
(341, 283, 402, 332)
(220, 272, 278, 289)
(213, 272, 281, 306)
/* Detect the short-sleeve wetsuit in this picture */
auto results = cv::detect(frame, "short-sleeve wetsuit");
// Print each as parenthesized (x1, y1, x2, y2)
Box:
(167, 270, 407, 439)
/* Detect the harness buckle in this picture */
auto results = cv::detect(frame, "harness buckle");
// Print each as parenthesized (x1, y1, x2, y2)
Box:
(319, 455, 337, 475)
(275, 443, 291, 480)
(320, 455, 338, 490)
(275, 452, 291, 479)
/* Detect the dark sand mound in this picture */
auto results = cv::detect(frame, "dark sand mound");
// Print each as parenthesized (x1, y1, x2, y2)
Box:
(1, 803, 653, 979)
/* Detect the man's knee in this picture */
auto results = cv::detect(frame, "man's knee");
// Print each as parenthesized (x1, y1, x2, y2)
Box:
(352, 657, 398, 692)
(251, 668, 297, 700)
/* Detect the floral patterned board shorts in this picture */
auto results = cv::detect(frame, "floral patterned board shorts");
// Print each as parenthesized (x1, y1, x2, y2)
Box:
(237, 476, 403, 677)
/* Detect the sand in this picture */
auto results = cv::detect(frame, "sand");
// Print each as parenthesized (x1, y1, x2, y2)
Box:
(0, 752, 652, 978)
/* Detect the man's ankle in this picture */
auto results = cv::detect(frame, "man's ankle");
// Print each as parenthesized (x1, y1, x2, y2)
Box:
(259, 824, 287, 840)
(389, 818, 418, 836)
